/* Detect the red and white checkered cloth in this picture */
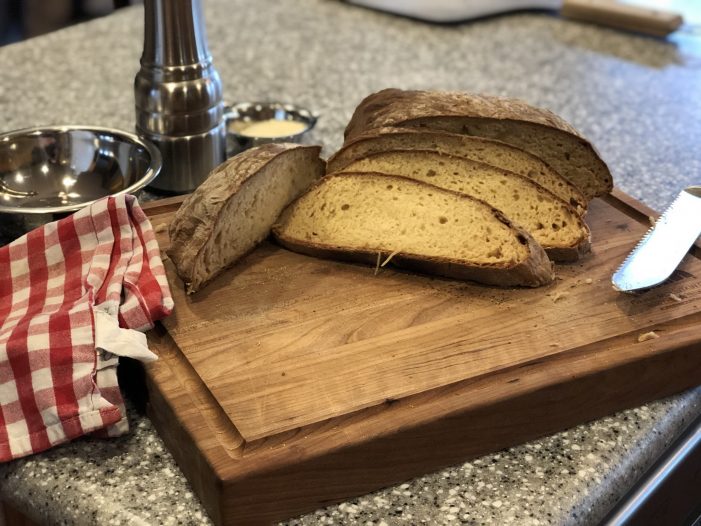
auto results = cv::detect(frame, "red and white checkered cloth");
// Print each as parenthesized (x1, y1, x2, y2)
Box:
(0, 195, 173, 462)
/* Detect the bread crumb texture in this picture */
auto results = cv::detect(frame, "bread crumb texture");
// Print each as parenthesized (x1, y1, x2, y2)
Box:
(278, 173, 529, 264)
(273, 172, 555, 287)
(329, 128, 586, 214)
(340, 150, 589, 259)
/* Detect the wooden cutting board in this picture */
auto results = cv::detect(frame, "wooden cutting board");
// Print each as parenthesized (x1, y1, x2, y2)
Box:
(141, 190, 701, 526)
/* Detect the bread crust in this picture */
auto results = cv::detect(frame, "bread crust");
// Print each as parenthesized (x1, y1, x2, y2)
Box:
(273, 237, 554, 287)
(327, 126, 588, 215)
(272, 172, 555, 288)
(345, 89, 583, 141)
(343, 89, 612, 197)
(167, 143, 324, 292)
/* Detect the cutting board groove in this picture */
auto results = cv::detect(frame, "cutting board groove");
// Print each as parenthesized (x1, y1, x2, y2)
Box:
(141, 190, 701, 525)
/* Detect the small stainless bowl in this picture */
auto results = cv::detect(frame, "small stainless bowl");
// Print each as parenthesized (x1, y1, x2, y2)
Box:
(0, 125, 161, 238)
(224, 102, 317, 156)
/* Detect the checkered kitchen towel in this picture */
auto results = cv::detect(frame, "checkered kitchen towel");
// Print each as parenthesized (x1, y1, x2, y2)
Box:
(0, 195, 173, 462)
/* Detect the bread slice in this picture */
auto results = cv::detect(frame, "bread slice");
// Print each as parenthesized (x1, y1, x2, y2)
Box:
(327, 126, 587, 215)
(339, 150, 590, 262)
(272, 172, 554, 287)
(343, 89, 613, 200)
(168, 143, 325, 293)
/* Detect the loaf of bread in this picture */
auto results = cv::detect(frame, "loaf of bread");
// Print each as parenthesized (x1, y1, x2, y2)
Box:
(338, 150, 590, 262)
(327, 126, 586, 215)
(272, 172, 555, 287)
(168, 143, 325, 294)
(343, 89, 612, 201)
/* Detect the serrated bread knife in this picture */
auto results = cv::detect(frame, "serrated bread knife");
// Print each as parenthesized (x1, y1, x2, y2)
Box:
(612, 186, 701, 292)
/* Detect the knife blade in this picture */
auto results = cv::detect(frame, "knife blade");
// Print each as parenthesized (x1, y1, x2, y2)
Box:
(612, 186, 701, 292)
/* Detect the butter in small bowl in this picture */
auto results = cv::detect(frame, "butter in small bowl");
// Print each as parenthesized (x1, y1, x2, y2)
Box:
(236, 119, 308, 138)
(225, 102, 317, 156)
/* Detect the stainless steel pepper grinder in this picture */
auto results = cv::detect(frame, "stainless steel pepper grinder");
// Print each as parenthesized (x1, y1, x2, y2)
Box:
(135, 0, 225, 194)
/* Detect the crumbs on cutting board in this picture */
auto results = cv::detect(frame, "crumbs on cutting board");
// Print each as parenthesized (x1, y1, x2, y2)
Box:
(637, 331, 659, 343)
(549, 291, 569, 302)
(669, 293, 683, 302)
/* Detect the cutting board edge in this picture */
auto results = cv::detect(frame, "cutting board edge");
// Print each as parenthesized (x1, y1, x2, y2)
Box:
(148, 307, 701, 473)
(145, 376, 226, 526)
(145, 317, 701, 525)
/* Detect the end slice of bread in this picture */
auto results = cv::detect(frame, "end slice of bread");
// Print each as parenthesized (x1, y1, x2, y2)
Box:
(272, 172, 554, 287)
(327, 126, 587, 215)
(168, 143, 325, 293)
(343, 89, 613, 200)
(339, 150, 591, 262)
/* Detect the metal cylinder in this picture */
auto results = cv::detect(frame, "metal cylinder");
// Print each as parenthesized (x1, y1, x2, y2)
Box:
(135, 0, 225, 194)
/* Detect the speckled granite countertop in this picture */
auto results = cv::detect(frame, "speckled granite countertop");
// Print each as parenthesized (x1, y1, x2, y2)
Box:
(1, 1, 701, 524)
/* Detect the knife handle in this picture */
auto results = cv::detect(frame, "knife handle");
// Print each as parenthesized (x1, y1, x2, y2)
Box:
(560, 0, 683, 37)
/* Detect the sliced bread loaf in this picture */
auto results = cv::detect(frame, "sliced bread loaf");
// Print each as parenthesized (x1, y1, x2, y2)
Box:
(168, 143, 325, 294)
(327, 126, 586, 215)
(272, 172, 554, 287)
(339, 150, 590, 262)
(343, 89, 613, 200)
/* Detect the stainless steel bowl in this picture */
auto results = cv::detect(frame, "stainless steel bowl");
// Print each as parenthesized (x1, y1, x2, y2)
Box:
(0, 125, 162, 241)
(224, 102, 317, 156)
(0, 125, 161, 215)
